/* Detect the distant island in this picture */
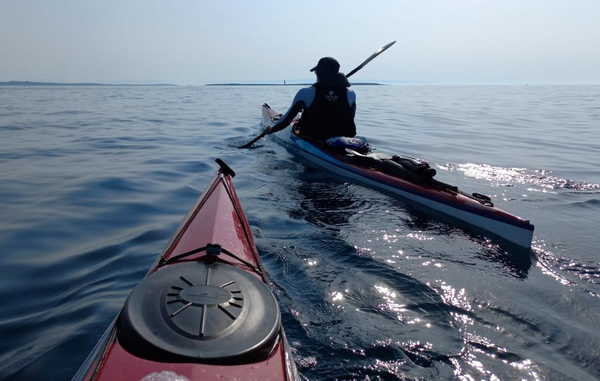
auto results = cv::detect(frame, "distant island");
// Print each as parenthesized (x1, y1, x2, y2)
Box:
(0, 81, 177, 87)
(206, 82, 383, 86)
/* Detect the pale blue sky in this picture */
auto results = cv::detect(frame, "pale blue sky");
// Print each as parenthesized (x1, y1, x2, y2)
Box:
(1, 0, 599, 84)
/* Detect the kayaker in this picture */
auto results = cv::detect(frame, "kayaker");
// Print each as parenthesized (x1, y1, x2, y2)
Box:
(264, 57, 357, 140)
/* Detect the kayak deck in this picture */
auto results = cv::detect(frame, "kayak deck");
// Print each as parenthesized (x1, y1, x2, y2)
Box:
(72, 160, 298, 381)
(261, 103, 534, 248)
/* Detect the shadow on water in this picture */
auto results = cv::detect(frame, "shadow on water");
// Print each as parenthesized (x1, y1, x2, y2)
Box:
(393, 202, 534, 279)
(291, 162, 534, 279)
(291, 180, 365, 229)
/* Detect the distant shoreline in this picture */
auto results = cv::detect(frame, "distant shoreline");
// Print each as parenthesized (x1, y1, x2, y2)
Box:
(205, 82, 383, 86)
(2, 81, 598, 87)
(0, 81, 177, 87)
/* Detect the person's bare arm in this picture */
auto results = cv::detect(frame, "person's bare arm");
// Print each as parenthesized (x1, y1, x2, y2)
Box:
(267, 101, 304, 133)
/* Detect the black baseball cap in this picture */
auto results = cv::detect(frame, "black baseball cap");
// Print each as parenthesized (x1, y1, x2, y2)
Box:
(310, 57, 340, 74)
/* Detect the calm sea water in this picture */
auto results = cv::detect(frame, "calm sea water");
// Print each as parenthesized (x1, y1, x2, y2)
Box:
(0, 85, 599, 380)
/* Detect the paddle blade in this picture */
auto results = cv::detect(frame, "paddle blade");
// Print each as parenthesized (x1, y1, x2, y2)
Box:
(346, 40, 396, 78)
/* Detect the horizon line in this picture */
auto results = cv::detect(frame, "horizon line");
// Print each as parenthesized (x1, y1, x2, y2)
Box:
(2, 80, 600, 87)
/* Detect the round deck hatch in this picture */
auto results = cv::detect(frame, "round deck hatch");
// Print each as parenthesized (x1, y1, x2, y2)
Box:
(118, 261, 280, 363)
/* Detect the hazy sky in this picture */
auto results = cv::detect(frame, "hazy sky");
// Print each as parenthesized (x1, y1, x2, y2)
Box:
(1, 0, 599, 84)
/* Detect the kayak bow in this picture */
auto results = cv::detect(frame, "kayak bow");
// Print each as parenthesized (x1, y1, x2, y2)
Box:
(72, 159, 299, 381)
(261, 104, 534, 248)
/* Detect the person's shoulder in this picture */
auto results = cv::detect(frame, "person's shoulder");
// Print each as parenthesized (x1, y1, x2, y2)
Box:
(297, 86, 314, 95)
(293, 86, 315, 102)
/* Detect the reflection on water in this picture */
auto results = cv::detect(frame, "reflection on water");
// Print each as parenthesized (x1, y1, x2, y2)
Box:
(271, 164, 542, 379)
(452, 162, 600, 192)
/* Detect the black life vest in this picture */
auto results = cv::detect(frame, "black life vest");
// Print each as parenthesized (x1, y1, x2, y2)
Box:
(296, 83, 356, 140)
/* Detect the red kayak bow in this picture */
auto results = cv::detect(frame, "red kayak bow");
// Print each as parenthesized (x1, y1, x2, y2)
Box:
(72, 159, 299, 381)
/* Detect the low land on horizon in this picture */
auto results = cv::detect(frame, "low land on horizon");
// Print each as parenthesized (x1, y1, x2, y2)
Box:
(1, 80, 385, 87)
(206, 82, 383, 86)
(0, 81, 177, 87)
(4, 81, 585, 87)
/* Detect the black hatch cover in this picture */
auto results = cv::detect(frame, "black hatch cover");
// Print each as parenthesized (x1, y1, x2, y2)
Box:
(117, 261, 281, 363)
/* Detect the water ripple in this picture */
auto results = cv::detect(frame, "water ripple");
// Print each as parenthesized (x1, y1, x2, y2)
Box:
(1, 85, 600, 380)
